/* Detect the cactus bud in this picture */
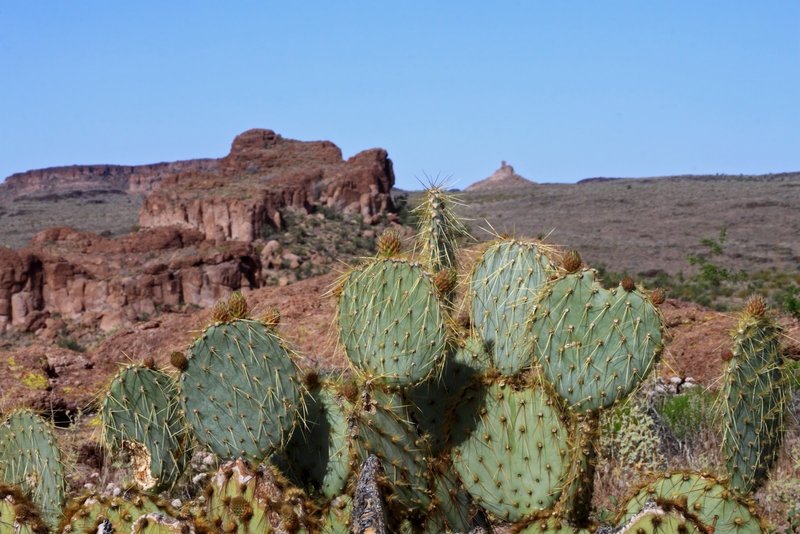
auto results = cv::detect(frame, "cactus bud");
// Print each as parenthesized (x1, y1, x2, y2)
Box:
(433, 268, 457, 297)
(376, 229, 402, 258)
(170, 351, 188, 372)
(142, 356, 156, 370)
(212, 301, 231, 323)
(621, 276, 636, 292)
(744, 295, 767, 318)
(227, 292, 249, 319)
(260, 307, 281, 329)
(562, 250, 582, 273)
(650, 288, 666, 305)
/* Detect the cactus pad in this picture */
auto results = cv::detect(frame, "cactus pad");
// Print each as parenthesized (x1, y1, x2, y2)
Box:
(180, 319, 302, 461)
(285, 380, 353, 499)
(204, 459, 317, 533)
(320, 495, 351, 534)
(469, 240, 556, 376)
(338, 259, 447, 386)
(0, 484, 48, 534)
(0, 409, 66, 529)
(350, 387, 433, 519)
(514, 515, 595, 533)
(530, 269, 663, 413)
(450, 380, 573, 522)
(616, 503, 703, 534)
(412, 186, 469, 273)
(102, 365, 189, 491)
(722, 302, 787, 494)
(131, 513, 196, 533)
(617, 472, 764, 534)
(59, 490, 175, 533)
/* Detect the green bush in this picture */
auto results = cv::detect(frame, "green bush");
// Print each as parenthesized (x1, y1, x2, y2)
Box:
(654, 387, 716, 441)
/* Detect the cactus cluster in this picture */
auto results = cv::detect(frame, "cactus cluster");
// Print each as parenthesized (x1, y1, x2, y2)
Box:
(0, 187, 792, 533)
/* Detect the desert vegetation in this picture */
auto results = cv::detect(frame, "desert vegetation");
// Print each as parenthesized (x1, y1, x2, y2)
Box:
(1, 186, 797, 533)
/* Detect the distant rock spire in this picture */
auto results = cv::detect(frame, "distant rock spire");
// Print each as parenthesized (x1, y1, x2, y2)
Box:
(466, 161, 535, 191)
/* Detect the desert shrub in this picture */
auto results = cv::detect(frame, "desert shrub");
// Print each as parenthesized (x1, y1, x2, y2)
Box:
(56, 335, 85, 353)
(600, 397, 664, 472)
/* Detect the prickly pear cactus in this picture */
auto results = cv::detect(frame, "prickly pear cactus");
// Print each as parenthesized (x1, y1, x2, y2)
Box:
(722, 297, 787, 495)
(0, 409, 66, 529)
(0, 484, 48, 534)
(513, 514, 595, 534)
(59, 490, 175, 533)
(204, 459, 317, 533)
(320, 495, 351, 534)
(405, 337, 491, 454)
(412, 186, 470, 273)
(426, 461, 473, 533)
(131, 513, 196, 533)
(285, 379, 353, 499)
(102, 364, 190, 491)
(349, 387, 433, 521)
(616, 503, 702, 534)
(180, 319, 302, 462)
(469, 240, 557, 376)
(530, 269, 663, 413)
(617, 472, 764, 534)
(338, 259, 447, 386)
(450, 379, 573, 522)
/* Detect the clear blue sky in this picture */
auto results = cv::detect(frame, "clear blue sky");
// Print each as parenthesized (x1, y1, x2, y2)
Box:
(1, 2, 798, 189)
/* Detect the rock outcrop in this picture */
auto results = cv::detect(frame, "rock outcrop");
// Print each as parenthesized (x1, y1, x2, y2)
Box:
(139, 129, 395, 241)
(0, 226, 259, 335)
(0, 160, 218, 201)
(466, 161, 536, 191)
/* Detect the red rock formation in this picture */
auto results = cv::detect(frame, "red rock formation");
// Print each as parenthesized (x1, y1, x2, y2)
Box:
(139, 129, 395, 241)
(0, 226, 260, 335)
(0, 160, 219, 201)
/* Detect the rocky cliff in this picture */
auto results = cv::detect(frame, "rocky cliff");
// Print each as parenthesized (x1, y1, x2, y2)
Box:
(0, 160, 219, 201)
(0, 226, 259, 335)
(139, 129, 395, 241)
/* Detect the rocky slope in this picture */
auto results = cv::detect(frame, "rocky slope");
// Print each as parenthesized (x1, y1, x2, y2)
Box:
(0, 129, 397, 336)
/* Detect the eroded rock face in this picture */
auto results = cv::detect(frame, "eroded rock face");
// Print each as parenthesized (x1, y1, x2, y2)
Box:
(0, 226, 260, 334)
(139, 129, 395, 241)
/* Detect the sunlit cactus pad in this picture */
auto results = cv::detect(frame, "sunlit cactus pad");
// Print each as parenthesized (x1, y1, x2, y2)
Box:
(722, 302, 787, 494)
(102, 365, 189, 491)
(131, 512, 196, 533)
(204, 458, 317, 533)
(513, 514, 595, 534)
(338, 259, 447, 386)
(180, 319, 302, 461)
(530, 269, 663, 413)
(0, 483, 48, 534)
(320, 495, 352, 534)
(59, 490, 175, 533)
(469, 240, 556, 376)
(616, 504, 703, 534)
(450, 380, 573, 522)
(617, 472, 764, 534)
(285, 379, 353, 499)
(0, 409, 66, 530)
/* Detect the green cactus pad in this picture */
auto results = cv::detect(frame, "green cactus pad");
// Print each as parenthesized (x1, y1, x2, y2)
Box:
(0, 409, 66, 530)
(450, 380, 573, 522)
(285, 380, 353, 499)
(204, 458, 317, 534)
(722, 306, 787, 494)
(617, 472, 764, 534)
(59, 489, 175, 533)
(405, 337, 490, 454)
(102, 365, 190, 491)
(338, 259, 447, 386)
(0, 484, 48, 534)
(425, 461, 472, 533)
(350, 386, 433, 519)
(131, 513, 196, 533)
(616, 504, 703, 534)
(469, 240, 557, 376)
(412, 186, 470, 274)
(180, 319, 302, 461)
(530, 269, 663, 413)
(514, 515, 595, 533)
(320, 495, 351, 534)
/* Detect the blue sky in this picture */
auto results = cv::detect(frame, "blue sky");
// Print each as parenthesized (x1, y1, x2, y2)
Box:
(1, 2, 798, 189)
